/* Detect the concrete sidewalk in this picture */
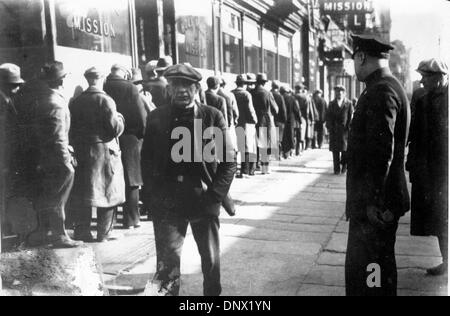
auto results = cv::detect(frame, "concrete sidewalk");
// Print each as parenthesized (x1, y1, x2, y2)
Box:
(104, 149, 448, 296)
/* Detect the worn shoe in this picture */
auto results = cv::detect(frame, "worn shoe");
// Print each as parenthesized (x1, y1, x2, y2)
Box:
(97, 231, 123, 243)
(73, 232, 95, 243)
(50, 236, 84, 249)
(427, 264, 448, 276)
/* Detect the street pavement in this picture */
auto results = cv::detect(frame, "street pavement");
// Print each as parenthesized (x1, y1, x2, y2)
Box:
(101, 149, 448, 296)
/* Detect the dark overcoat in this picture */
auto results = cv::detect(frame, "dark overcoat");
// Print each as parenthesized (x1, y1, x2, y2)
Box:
(69, 87, 126, 208)
(282, 93, 301, 151)
(326, 98, 353, 152)
(141, 102, 237, 219)
(407, 87, 448, 236)
(104, 75, 147, 187)
(232, 87, 258, 154)
(143, 77, 168, 108)
(346, 68, 411, 220)
(205, 90, 228, 126)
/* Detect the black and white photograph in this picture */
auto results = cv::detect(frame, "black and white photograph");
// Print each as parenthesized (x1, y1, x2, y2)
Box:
(0, 0, 449, 298)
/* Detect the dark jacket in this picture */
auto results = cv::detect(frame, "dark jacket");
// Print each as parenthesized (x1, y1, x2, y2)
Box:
(231, 87, 257, 127)
(407, 86, 448, 236)
(282, 93, 301, 151)
(69, 87, 126, 208)
(218, 88, 238, 127)
(313, 96, 328, 123)
(326, 98, 353, 152)
(251, 86, 279, 128)
(141, 102, 237, 219)
(143, 77, 168, 108)
(272, 90, 287, 125)
(104, 75, 147, 186)
(346, 68, 411, 220)
(205, 90, 228, 126)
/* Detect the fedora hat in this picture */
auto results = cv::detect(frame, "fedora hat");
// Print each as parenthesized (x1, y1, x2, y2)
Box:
(130, 68, 144, 84)
(41, 61, 68, 82)
(256, 73, 268, 83)
(0, 63, 25, 84)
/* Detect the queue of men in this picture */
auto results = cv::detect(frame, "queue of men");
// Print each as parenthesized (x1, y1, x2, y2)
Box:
(1, 32, 449, 296)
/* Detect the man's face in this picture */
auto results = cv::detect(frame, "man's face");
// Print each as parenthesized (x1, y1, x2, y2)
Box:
(420, 73, 445, 92)
(335, 90, 345, 100)
(1, 83, 21, 96)
(353, 51, 365, 81)
(167, 79, 198, 107)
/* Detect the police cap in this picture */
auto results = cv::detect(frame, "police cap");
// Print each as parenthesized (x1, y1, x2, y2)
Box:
(351, 34, 394, 59)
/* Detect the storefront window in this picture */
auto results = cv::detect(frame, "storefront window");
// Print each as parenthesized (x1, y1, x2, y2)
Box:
(263, 29, 277, 80)
(174, 0, 214, 70)
(243, 20, 261, 75)
(54, 0, 132, 55)
(0, 0, 44, 48)
(222, 7, 242, 75)
(279, 35, 292, 84)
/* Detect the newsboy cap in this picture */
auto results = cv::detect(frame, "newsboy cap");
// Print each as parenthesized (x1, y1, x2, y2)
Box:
(0, 63, 25, 84)
(41, 61, 68, 82)
(417, 59, 448, 76)
(84, 67, 104, 79)
(164, 64, 202, 83)
(351, 34, 394, 59)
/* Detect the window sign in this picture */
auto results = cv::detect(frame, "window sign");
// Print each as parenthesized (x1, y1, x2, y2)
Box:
(55, 0, 132, 55)
(175, 0, 214, 70)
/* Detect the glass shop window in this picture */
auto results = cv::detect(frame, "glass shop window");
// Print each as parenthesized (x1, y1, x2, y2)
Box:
(263, 29, 277, 80)
(243, 19, 261, 75)
(279, 35, 292, 84)
(0, 0, 45, 48)
(54, 0, 132, 55)
(222, 7, 242, 75)
(174, 0, 214, 70)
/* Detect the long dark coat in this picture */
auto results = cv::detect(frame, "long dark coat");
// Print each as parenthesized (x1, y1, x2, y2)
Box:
(346, 68, 411, 220)
(104, 75, 147, 187)
(326, 98, 353, 152)
(69, 87, 126, 208)
(282, 93, 301, 152)
(251, 86, 279, 149)
(232, 87, 258, 154)
(407, 87, 448, 236)
(205, 90, 228, 126)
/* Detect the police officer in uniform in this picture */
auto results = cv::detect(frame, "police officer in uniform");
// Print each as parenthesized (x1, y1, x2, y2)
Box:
(345, 35, 411, 296)
(141, 64, 237, 296)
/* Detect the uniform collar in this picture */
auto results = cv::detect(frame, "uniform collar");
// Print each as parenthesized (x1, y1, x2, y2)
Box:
(365, 67, 391, 87)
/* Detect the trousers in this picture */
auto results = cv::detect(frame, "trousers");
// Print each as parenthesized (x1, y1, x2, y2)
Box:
(345, 218, 399, 296)
(150, 213, 221, 296)
(123, 186, 140, 228)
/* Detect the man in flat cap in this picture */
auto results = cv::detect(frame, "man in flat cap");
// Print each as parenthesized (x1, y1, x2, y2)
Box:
(69, 67, 126, 242)
(141, 64, 237, 296)
(326, 85, 353, 175)
(26, 61, 83, 248)
(105, 64, 147, 231)
(407, 59, 448, 277)
(1, 63, 25, 241)
(345, 35, 411, 296)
